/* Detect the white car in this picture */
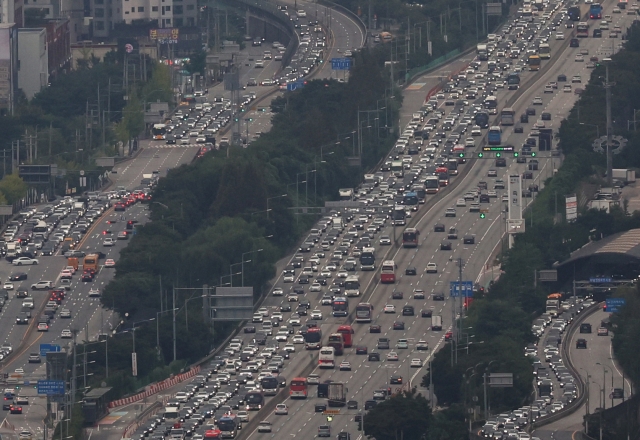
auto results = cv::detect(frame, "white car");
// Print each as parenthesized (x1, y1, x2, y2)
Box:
(379, 235, 392, 245)
(283, 274, 295, 283)
(31, 281, 53, 290)
(555, 32, 564, 40)
(309, 283, 322, 292)
(273, 287, 284, 296)
(88, 288, 101, 297)
(337, 271, 348, 278)
(275, 404, 288, 415)
(13, 257, 38, 266)
(383, 304, 396, 313)
(258, 307, 269, 317)
(386, 352, 399, 361)
(103, 238, 115, 246)
(456, 198, 466, 207)
(292, 335, 305, 344)
(426, 263, 438, 273)
(310, 309, 323, 320)
(287, 294, 298, 302)
(288, 315, 301, 326)
(284, 344, 295, 352)
(3, 281, 14, 290)
(258, 421, 272, 433)
(339, 361, 351, 371)
(61, 329, 72, 339)
(104, 259, 116, 268)
(410, 358, 423, 368)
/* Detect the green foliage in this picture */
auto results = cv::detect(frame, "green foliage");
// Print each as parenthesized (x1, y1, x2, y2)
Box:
(143, 63, 173, 104)
(363, 389, 431, 440)
(116, 93, 145, 142)
(185, 51, 207, 75)
(610, 286, 640, 386)
(427, 404, 468, 440)
(52, 402, 84, 440)
(0, 174, 27, 204)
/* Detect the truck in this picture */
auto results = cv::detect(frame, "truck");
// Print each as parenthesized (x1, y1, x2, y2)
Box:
(431, 315, 442, 331)
(476, 43, 488, 61)
(332, 217, 344, 231)
(6, 242, 20, 259)
(338, 189, 354, 200)
(67, 257, 79, 271)
(546, 299, 560, 317)
(611, 169, 636, 184)
(328, 383, 346, 407)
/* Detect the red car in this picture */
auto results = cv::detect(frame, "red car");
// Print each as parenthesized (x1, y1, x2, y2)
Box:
(445, 331, 453, 341)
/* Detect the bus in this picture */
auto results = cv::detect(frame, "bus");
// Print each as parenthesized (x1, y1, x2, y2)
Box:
(538, 43, 550, 59)
(304, 327, 322, 349)
(359, 247, 375, 270)
(83, 254, 100, 272)
(425, 176, 439, 194)
(290, 378, 308, 398)
(403, 228, 419, 248)
(355, 303, 374, 323)
(488, 126, 502, 145)
(500, 108, 515, 126)
(590, 3, 602, 19)
(507, 72, 520, 90)
(381, 260, 396, 283)
(577, 22, 589, 37)
(244, 392, 264, 410)
(474, 111, 490, 128)
(327, 334, 344, 355)
(403, 191, 419, 206)
(393, 205, 406, 226)
(337, 325, 354, 348)
(618, 0, 628, 8)
(568, 5, 581, 21)
(319, 346, 335, 368)
(217, 415, 239, 438)
(152, 124, 167, 140)
(260, 376, 279, 396)
(344, 276, 360, 297)
(528, 55, 541, 71)
(484, 96, 498, 115)
(332, 297, 349, 317)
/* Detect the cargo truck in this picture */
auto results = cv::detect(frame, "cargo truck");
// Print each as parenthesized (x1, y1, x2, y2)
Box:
(431, 315, 442, 331)
(328, 383, 347, 407)
(611, 169, 636, 184)
(476, 43, 488, 61)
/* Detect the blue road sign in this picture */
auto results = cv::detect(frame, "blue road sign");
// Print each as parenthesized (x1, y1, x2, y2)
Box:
(450, 281, 474, 297)
(590, 277, 613, 284)
(286, 80, 306, 92)
(605, 297, 626, 313)
(331, 57, 352, 70)
(39, 344, 61, 357)
(37, 380, 65, 395)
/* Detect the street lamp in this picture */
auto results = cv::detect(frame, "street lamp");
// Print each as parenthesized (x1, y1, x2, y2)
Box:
(266, 194, 287, 220)
(156, 308, 179, 355)
(229, 262, 245, 287)
(120, 318, 155, 376)
(580, 122, 600, 139)
(241, 249, 263, 287)
(580, 367, 591, 415)
(596, 362, 608, 410)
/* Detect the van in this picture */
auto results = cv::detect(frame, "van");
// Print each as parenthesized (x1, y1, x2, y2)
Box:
(318, 425, 331, 437)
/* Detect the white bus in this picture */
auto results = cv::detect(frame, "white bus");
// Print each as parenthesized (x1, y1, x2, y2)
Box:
(344, 275, 361, 297)
(319, 346, 335, 368)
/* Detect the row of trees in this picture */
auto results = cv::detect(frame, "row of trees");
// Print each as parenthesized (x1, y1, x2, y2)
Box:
(93, 47, 402, 396)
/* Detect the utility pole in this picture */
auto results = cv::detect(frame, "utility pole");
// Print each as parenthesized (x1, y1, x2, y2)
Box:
(172, 287, 177, 362)
(604, 60, 613, 185)
(70, 329, 78, 423)
(456, 258, 465, 364)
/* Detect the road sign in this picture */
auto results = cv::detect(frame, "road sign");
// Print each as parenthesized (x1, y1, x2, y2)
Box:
(323, 410, 340, 415)
(37, 380, 65, 395)
(331, 57, 352, 70)
(286, 80, 306, 91)
(450, 281, 473, 297)
(39, 344, 61, 357)
(590, 277, 613, 284)
(605, 297, 626, 313)
(482, 145, 514, 152)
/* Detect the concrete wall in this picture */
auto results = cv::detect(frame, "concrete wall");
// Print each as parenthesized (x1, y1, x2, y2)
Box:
(18, 28, 48, 99)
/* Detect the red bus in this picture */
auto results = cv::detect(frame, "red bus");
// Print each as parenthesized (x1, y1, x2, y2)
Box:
(304, 328, 322, 350)
(327, 333, 344, 355)
(402, 228, 419, 248)
(337, 325, 354, 348)
(381, 260, 396, 283)
(355, 303, 374, 323)
(290, 377, 308, 399)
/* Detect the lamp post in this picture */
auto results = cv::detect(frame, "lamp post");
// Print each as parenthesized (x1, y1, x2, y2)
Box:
(596, 362, 608, 410)
(220, 271, 241, 287)
(580, 122, 600, 139)
(242, 249, 263, 287)
(157, 308, 178, 355)
(229, 262, 245, 287)
(266, 194, 287, 220)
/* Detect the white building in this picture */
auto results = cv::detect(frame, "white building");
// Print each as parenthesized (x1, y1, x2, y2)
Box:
(18, 28, 48, 99)
(92, 0, 197, 39)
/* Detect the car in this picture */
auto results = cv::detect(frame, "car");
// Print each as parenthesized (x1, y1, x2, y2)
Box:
(12, 257, 38, 266)
(309, 283, 322, 292)
(386, 352, 399, 361)
(563, 84, 572, 93)
(464, 235, 475, 245)
(3, 281, 13, 290)
(310, 309, 323, 320)
(31, 281, 53, 290)
(383, 304, 396, 313)
(421, 309, 432, 318)
(339, 361, 351, 371)
(597, 327, 609, 336)
(555, 32, 564, 40)
(61, 329, 72, 339)
(413, 289, 425, 299)
(532, 97, 543, 105)
(390, 375, 403, 384)
(488, 169, 498, 177)
(37, 322, 49, 332)
(416, 340, 429, 350)
(103, 238, 115, 246)
(557, 74, 567, 82)
(369, 324, 381, 333)
(456, 198, 466, 207)
(355, 346, 368, 354)
(88, 288, 101, 297)
(287, 294, 298, 302)
(433, 293, 445, 301)
(405, 266, 417, 275)
(426, 263, 438, 273)
(544, 85, 554, 93)
(372, 390, 386, 400)
(10, 405, 22, 414)
(275, 403, 288, 415)
(575, 54, 584, 62)
(104, 259, 116, 268)
(27, 353, 40, 364)
(117, 231, 128, 240)
(445, 208, 457, 217)
(379, 235, 391, 245)
(576, 338, 587, 349)
(257, 421, 272, 432)
(397, 339, 409, 349)
(392, 291, 404, 299)
(18, 431, 31, 440)
(440, 241, 452, 250)
(368, 352, 380, 361)
(393, 321, 405, 330)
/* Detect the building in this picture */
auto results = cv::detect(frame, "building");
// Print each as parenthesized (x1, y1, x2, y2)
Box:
(44, 18, 71, 78)
(70, 39, 156, 68)
(0, 23, 18, 114)
(91, 0, 197, 39)
(17, 27, 47, 99)
(0, 0, 23, 27)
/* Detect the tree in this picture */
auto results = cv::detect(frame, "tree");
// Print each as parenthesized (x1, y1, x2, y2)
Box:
(0, 174, 27, 204)
(185, 51, 207, 75)
(363, 389, 431, 440)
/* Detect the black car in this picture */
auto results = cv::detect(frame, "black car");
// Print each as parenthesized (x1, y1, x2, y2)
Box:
(390, 375, 403, 385)
(463, 235, 475, 245)
(393, 321, 405, 330)
(440, 241, 452, 250)
(315, 403, 327, 412)
(392, 291, 404, 299)
(364, 400, 378, 410)
(280, 304, 292, 312)
(368, 352, 380, 361)
(9, 272, 27, 281)
(244, 326, 256, 334)
(369, 325, 381, 333)
(402, 306, 414, 316)
(557, 74, 567, 82)
(405, 267, 417, 276)
(433, 293, 445, 301)
(355, 346, 368, 354)
(434, 223, 445, 232)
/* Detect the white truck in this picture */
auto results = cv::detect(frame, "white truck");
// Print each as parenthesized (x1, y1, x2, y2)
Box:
(611, 169, 636, 184)
(327, 382, 346, 407)
(332, 217, 344, 231)
(6, 242, 21, 259)
(477, 43, 488, 61)
(431, 315, 442, 331)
